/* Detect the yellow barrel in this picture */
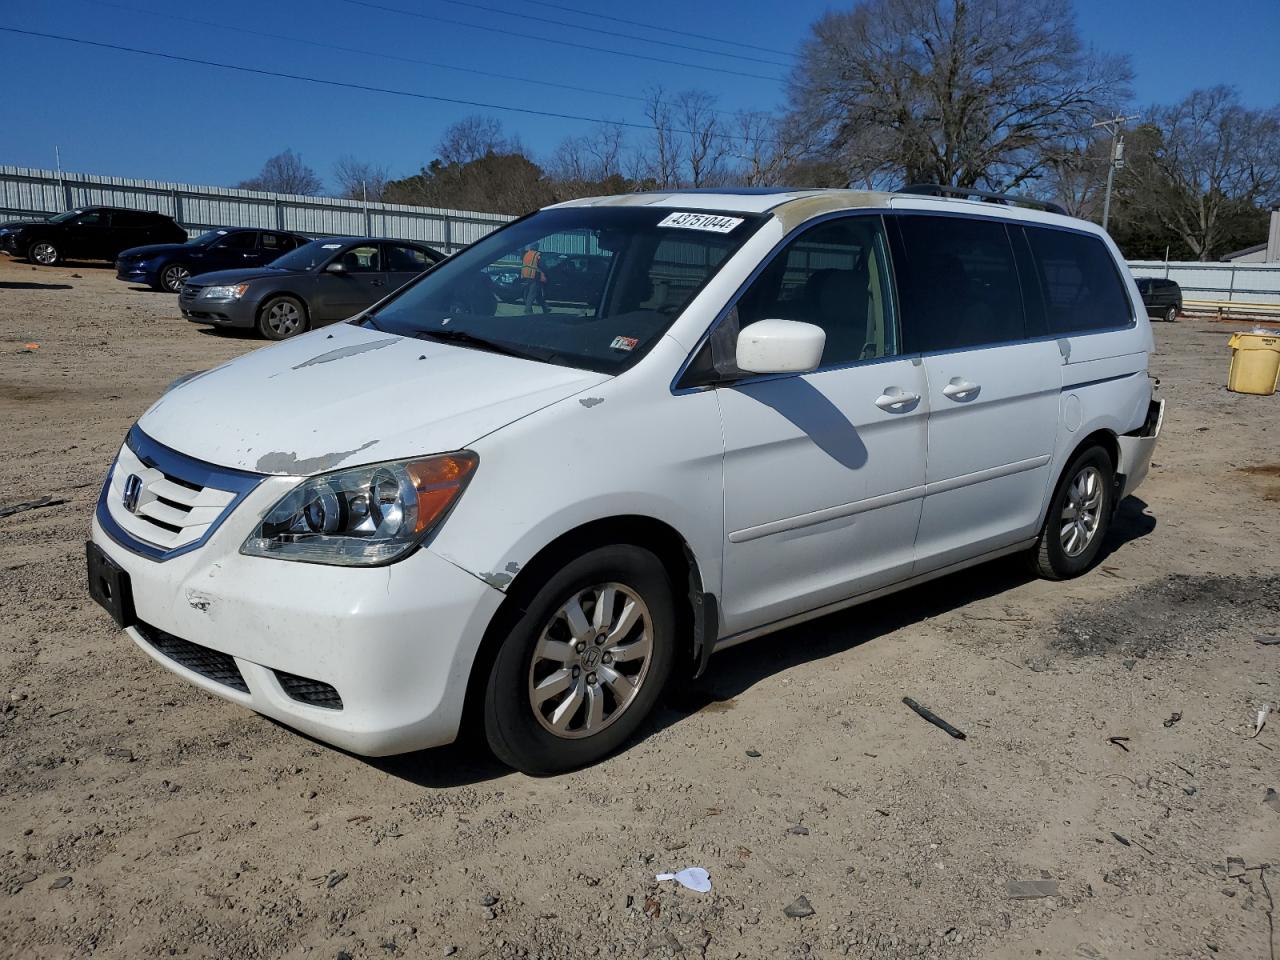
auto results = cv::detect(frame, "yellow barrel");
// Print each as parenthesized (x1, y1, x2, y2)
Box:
(1227, 332, 1280, 396)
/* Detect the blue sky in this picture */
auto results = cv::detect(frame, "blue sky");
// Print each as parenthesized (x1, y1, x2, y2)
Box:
(1, 0, 1277, 191)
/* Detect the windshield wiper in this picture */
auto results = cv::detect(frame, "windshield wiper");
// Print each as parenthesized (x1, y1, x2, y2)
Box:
(413, 328, 534, 361)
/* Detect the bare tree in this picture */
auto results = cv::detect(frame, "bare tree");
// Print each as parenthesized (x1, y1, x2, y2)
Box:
(674, 90, 729, 188)
(641, 87, 683, 189)
(550, 123, 627, 186)
(236, 149, 323, 195)
(1121, 87, 1280, 260)
(1041, 136, 1110, 219)
(332, 156, 390, 202)
(728, 111, 820, 186)
(786, 0, 1132, 190)
(437, 115, 515, 166)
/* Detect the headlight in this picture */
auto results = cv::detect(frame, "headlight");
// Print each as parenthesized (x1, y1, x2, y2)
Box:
(200, 283, 250, 300)
(241, 453, 478, 566)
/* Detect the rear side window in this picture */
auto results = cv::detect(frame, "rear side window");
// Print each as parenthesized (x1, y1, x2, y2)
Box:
(113, 211, 151, 228)
(1023, 226, 1132, 334)
(892, 215, 1026, 353)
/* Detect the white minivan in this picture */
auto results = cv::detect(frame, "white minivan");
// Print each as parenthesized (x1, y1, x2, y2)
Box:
(88, 187, 1163, 774)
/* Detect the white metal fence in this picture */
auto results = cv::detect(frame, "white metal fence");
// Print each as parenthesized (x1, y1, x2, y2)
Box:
(0, 165, 514, 254)
(1127, 260, 1280, 307)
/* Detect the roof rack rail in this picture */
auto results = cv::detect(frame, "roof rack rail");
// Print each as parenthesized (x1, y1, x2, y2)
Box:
(899, 183, 1067, 216)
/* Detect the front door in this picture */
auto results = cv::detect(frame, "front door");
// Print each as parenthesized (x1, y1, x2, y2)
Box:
(313, 244, 388, 322)
(382, 242, 433, 294)
(62, 210, 110, 259)
(717, 215, 929, 635)
(888, 213, 1061, 573)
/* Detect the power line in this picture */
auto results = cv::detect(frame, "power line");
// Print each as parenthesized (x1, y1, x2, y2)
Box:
(85, 0, 649, 106)
(435, 0, 792, 68)
(0, 27, 786, 146)
(339, 0, 786, 83)
(525, 0, 797, 59)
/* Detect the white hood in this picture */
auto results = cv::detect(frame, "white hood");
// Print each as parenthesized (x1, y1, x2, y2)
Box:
(139, 324, 610, 475)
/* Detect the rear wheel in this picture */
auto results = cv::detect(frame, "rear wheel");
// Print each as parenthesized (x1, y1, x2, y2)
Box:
(256, 295, 307, 340)
(483, 545, 676, 774)
(1029, 446, 1114, 580)
(159, 263, 190, 293)
(28, 241, 59, 266)
(1162, 305, 1177, 323)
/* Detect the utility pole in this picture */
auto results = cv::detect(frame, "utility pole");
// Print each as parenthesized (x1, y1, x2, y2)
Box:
(1092, 114, 1139, 231)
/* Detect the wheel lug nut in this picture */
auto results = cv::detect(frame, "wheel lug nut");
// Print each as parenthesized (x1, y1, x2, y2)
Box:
(587, 672, 597, 685)
(602, 653, 612, 664)
(575, 641, 586, 653)
(572, 667, 580, 677)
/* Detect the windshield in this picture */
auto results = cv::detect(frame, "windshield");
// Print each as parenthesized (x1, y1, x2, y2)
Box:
(364, 207, 765, 373)
(269, 239, 342, 272)
(188, 230, 228, 246)
(48, 210, 83, 223)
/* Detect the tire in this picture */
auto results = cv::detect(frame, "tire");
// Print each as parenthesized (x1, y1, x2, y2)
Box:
(1028, 446, 1115, 580)
(1162, 305, 1177, 323)
(28, 241, 60, 266)
(158, 263, 191, 293)
(256, 295, 308, 340)
(483, 545, 676, 775)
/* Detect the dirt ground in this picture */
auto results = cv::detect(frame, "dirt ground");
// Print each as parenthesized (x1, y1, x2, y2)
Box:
(1, 254, 1278, 960)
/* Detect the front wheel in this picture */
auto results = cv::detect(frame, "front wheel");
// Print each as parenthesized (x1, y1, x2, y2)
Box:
(1029, 446, 1115, 580)
(256, 295, 307, 340)
(159, 263, 190, 293)
(483, 545, 676, 774)
(28, 241, 60, 266)
(1163, 305, 1177, 323)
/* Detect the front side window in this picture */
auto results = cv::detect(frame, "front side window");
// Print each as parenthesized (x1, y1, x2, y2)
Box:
(385, 243, 430, 272)
(74, 211, 104, 226)
(339, 245, 381, 272)
(212, 231, 257, 251)
(365, 207, 765, 374)
(892, 215, 1027, 353)
(728, 215, 898, 369)
(1024, 226, 1132, 334)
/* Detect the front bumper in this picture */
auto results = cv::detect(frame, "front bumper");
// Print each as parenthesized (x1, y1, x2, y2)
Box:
(179, 295, 258, 328)
(1117, 397, 1165, 499)
(115, 261, 158, 285)
(90, 441, 505, 756)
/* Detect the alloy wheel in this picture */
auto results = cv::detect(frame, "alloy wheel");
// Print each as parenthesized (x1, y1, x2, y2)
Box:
(31, 243, 57, 265)
(265, 300, 302, 337)
(527, 582, 653, 739)
(163, 265, 190, 292)
(1060, 465, 1104, 557)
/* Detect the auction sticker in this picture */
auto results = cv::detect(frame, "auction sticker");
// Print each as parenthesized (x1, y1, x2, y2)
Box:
(610, 336, 639, 351)
(657, 211, 744, 233)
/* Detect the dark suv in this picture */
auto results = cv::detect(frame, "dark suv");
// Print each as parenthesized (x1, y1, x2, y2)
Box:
(0, 206, 187, 266)
(116, 228, 311, 292)
(1135, 277, 1182, 323)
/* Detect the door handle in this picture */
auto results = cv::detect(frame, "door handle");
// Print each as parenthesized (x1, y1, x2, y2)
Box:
(875, 387, 920, 410)
(370, 280, 386, 287)
(942, 377, 980, 400)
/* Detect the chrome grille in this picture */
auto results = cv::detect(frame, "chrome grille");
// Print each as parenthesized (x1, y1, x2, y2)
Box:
(97, 426, 262, 562)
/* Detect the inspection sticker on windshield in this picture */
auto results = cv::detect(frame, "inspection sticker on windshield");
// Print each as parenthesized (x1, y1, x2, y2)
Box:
(657, 212, 744, 234)
(610, 336, 639, 351)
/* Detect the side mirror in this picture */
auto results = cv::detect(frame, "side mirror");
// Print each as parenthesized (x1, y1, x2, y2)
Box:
(325, 260, 348, 274)
(736, 319, 825, 375)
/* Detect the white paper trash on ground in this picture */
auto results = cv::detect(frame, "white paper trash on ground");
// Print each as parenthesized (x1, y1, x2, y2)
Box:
(655, 867, 711, 893)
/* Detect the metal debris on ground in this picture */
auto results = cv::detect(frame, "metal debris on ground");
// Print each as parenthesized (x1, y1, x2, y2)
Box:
(1227, 857, 1246, 878)
(902, 697, 967, 740)
(1257, 635, 1280, 646)
(0, 496, 67, 520)
(1005, 879, 1060, 899)
(1163, 712, 1182, 728)
(783, 895, 815, 918)
(1250, 704, 1272, 739)
(1107, 736, 1131, 752)
(654, 867, 711, 893)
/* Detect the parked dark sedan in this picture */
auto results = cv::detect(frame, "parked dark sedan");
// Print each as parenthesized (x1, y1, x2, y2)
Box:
(179, 237, 444, 339)
(116, 228, 310, 292)
(1135, 277, 1182, 322)
(0, 206, 186, 265)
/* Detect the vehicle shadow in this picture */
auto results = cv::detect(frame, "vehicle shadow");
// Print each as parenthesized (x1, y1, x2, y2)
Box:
(364, 496, 1156, 787)
(195, 326, 254, 339)
(0, 281, 74, 290)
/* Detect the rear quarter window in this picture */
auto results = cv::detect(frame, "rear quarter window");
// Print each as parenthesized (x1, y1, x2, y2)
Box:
(1024, 226, 1132, 334)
